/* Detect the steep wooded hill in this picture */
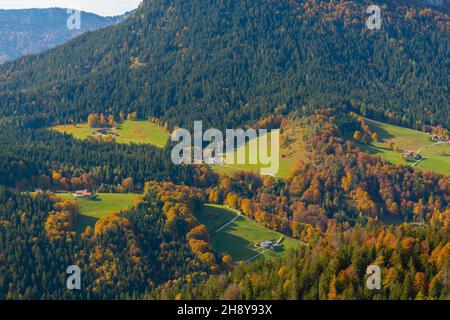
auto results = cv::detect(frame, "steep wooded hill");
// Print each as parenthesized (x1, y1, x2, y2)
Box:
(0, 0, 448, 129)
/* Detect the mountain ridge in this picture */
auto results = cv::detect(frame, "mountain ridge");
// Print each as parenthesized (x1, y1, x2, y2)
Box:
(0, 0, 448, 129)
(0, 8, 127, 64)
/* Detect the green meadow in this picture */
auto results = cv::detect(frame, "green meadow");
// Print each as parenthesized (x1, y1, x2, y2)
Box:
(196, 204, 301, 261)
(52, 120, 169, 148)
(57, 193, 139, 232)
(357, 118, 450, 175)
(212, 126, 307, 178)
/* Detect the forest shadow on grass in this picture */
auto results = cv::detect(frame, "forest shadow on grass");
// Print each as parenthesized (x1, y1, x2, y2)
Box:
(271, 238, 286, 254)
(356, 143, 385, 156)
(75, 215, 99, 233)
(196, 205, 236, 231)
(365, 119, 396, 141)
(211, 223, 260, 261)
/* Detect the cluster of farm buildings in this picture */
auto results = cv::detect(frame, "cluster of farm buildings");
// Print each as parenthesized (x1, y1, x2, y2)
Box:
(254, 239, 278, 250)
(94, 128, 118, 138)
(72, 190, 96, 199)
(34, 189, 96, 200)
(430, 134, 450, 144)
(403, 150, 422, 161)
(403, 134, 450, 161)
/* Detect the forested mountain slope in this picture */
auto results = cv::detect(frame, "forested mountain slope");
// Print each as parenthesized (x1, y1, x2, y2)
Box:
(0, 0, 449, 301)
(0, 8, 125, 64)
(0, 185, 214, 299)
(0, 0, 448, 129)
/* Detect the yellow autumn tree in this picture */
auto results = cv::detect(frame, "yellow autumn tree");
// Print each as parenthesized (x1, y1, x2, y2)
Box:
(353, 131, 362, 141)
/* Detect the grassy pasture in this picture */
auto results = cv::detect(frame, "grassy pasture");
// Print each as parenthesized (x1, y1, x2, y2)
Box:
(52, 120, 169, 148)
(196, 204, 301, 261)
(57, 193, 139, 232)
(211, 124, 307, 178)
(357, 118, 450, 175)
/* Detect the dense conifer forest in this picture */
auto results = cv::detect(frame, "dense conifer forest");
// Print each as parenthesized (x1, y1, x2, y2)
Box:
(0, 0, 448, 129)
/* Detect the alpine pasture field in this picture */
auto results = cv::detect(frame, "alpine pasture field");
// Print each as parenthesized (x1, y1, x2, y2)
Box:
(212, 124, 307, 178)
(196, 204, 301, 261)
(358, 118, 450, 175)
(52, 120, 169, 148)
(57, 193, 140, 232)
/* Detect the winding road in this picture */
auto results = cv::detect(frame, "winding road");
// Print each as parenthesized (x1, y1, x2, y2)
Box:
(412, 141, 443, 167)
(212, 206, 242, 234)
